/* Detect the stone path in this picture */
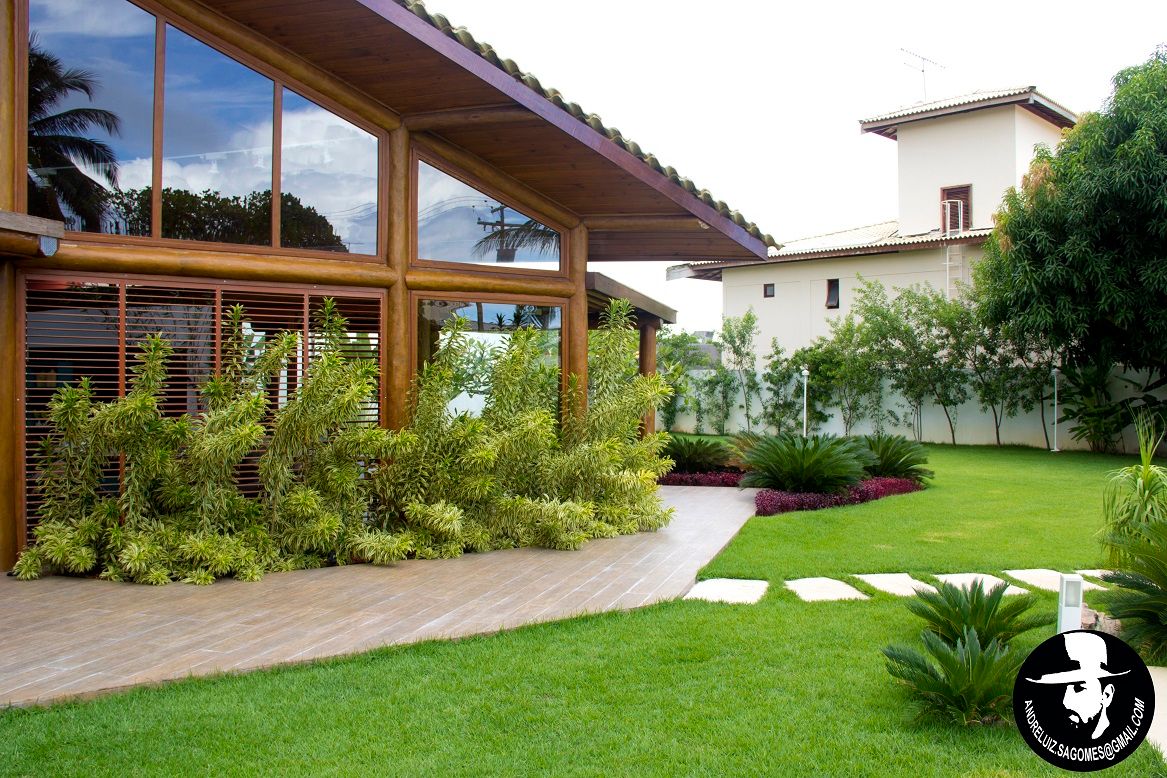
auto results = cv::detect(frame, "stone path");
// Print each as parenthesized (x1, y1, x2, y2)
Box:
(0, 486, 757, 708)
(685, 578, 768, 604)
(782, 568, 1106, 602)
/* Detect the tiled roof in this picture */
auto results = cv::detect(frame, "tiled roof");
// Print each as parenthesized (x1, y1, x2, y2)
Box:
(667, 220, 992, 281)
(860, 86, 1077, 138)
(395, 0, 777, 247)
(861, 87, 1036, 124)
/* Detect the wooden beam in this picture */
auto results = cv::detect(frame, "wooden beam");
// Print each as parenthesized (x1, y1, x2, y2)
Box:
(406, 267, 575, 298)
(414, 133, 580, 230)
(385, 127, 411, 429)
(583, 215, 711, 232)
(403, 104, 536, 132)
(0, 212, 64, 238)
(0, 0, 17, 213)
(566, 225, 588, 415)
(26, 242, 398, 288)
(0, 262, 16, 569)
(159, 0, 402, 131)
(0, 231, 57, 258)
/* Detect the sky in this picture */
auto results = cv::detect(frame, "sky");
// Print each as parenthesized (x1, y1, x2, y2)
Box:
(424, 0, 1167, 331)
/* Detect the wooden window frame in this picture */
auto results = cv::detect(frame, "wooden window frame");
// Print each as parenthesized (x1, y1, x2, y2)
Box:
(15, 0, 389, 262)
(411, 142, 569, 280)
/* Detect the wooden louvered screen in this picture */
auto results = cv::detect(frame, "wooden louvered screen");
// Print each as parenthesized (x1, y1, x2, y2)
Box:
(20, 273, 384, 542)
(940, 185, 971, 232)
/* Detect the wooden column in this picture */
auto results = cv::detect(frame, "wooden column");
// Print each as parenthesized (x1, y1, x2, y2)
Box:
(0, 1, 20, 568)
(639, 315, 659, 435)
(385, 126, 411, 429)
(566, 226, 589, 414)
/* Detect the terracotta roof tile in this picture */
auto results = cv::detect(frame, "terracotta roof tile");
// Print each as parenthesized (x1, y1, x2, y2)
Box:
(396, 1, 777, 247)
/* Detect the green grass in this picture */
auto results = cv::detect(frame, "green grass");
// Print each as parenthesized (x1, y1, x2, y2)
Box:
(704, 445, 1129, 581)
(1, 445, 1163, 776)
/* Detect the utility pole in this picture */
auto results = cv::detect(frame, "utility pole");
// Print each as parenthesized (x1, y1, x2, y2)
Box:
(477, 204, 515, 262)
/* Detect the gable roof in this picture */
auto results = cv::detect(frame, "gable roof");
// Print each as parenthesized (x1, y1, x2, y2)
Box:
(861, 86, 1077, 139)
(667, 220, 992, 281)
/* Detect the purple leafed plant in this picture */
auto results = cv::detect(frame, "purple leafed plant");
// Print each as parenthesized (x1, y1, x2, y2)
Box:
(754, 477, 921, 516)
(658, 471, 744, 487)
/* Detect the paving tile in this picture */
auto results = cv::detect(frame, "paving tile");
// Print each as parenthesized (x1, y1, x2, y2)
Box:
(0, 486, 758, 707)
(853, 573, 935, 597)
(935, 572, 1028, 596)
(1003, 569, 1104, 593)
(684, 578, 768, 604)
(1148, 666, 1167, 758)
(785, 577, 868, 602)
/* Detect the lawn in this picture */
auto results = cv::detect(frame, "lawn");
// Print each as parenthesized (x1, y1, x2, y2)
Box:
(1, 445, 1163, 776)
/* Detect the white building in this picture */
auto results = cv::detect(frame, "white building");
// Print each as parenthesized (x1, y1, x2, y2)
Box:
(670, 87, 1081, 446)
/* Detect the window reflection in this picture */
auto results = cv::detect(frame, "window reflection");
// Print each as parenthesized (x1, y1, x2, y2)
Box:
(417, 161, 560, 269)
(160, 25, 274, 245)
(280, 89, 377, 254)
(417, 299, 561, 415)
(27, 0, 155, 235)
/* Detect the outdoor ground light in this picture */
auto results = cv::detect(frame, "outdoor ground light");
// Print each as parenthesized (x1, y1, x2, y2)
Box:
(1051, 366, 1061, 452)
(1058, 573, 1083, 633)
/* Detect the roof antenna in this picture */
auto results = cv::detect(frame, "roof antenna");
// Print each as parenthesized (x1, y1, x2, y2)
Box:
(900, 48, 946, 102)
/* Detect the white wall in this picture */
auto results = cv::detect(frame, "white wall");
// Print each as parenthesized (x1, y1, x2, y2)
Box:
(897, 106, 1018, 234)
(1015, 105, 1064, 181)
(722, 245, 983, 353)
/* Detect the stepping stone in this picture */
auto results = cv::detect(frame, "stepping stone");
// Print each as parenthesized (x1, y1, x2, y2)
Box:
(854, 573, 935, 597)
(785, 577, 868, 602)
(1004, 568, 1103, 593)
(685, 578, 769, 604)
(935, 573, 1028, 596)
(1077, 569, 1113, 580)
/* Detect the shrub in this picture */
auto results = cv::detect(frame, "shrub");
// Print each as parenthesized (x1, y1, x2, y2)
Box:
(663, 436, 729, 473)
(658, 471, 743, 487)
(883, 626, 1023, 725)
(739, 434, 873, 494)
(905, 580, 1052, 647)
(1100, 521, 1167, 663)
(753, 476, 921, 515)
(1100, 413, 1167, 565)
(862, 434, 934, 483)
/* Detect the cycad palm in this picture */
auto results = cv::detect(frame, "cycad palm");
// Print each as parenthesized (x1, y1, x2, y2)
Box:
(26, 37, 121, 230)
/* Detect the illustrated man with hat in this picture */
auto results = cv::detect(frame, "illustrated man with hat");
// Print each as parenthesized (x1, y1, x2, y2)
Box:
(1027, 631, 1130, 740)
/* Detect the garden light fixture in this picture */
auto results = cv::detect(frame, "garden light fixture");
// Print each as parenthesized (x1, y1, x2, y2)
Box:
(1051, 366, 1060, 452)
(801, 366, 810, 438)
(1057, 573, 1083, 633)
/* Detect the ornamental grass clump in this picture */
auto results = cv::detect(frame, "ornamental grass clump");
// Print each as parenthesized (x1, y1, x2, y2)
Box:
(1099, 522, 1167, 664)
(882, 581, 1048, 726)
(14, 298, 674, 584)
(1100, 412, 1167, 565)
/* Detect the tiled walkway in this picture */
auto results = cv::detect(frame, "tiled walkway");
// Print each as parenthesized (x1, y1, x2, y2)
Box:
(0, 486, 756, 707)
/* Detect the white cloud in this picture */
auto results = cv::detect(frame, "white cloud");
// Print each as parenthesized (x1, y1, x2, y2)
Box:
(30, 0, 154, 38)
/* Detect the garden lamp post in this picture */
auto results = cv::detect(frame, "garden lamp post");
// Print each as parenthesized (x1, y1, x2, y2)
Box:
(801, 366, 810, 438)
(1051, 366, 1060, 452)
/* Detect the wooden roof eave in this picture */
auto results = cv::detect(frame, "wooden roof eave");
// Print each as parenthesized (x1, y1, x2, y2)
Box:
(349, 0, 768, 261)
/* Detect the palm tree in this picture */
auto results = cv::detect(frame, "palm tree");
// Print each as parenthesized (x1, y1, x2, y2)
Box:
(472, 219, 560, 262)
(26, 36, 121, 231)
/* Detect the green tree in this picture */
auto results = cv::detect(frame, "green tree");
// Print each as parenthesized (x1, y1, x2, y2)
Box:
(26, 37, 121, 230)
(788, 340, 835, 435)
(714, 309, 761, 432)
(699, 365, 737, 436)
(656, 326, 710, 432)
(977, 49, 1167, 437)
(760, 340, 801, 434)
(824, 312, 884, 436)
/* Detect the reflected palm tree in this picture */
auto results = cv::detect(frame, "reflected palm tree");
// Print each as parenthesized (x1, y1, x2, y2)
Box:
(472, 219, 560, 261)
(26, 36, 121, 230)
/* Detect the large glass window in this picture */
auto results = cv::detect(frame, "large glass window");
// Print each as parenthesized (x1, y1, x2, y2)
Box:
(416, 299, 561, 415)
(27, 0, 155, 235)
(161, 25, 274, 245)
(417, 161, 561, 269)
(280, 89, 378, 254)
